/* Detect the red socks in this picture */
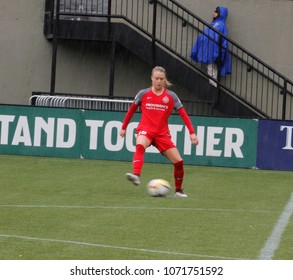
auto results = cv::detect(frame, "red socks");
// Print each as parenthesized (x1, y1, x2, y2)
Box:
(133, 144, 145, 176)
(173, 160, 184, 191)
(133, 146, 184, 191)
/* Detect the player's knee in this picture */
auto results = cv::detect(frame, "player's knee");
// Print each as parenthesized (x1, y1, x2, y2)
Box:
(174, 160, 184, 170)
(136, 144, 145, 153)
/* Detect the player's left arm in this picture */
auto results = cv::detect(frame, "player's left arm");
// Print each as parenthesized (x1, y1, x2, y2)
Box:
(178, 107, 199, 145)
(168, 89, 199, 145)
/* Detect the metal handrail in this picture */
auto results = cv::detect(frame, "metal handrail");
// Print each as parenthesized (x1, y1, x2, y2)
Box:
(30, 95, 133, 106)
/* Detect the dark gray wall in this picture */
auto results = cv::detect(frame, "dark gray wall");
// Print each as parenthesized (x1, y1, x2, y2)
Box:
(0, 0, 292, 105)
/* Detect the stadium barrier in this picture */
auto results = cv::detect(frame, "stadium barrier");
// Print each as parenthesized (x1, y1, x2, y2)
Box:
(0, 104, 292, 171)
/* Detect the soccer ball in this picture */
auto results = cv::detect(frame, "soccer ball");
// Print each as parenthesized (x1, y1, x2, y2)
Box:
(146, 179, 171, 197)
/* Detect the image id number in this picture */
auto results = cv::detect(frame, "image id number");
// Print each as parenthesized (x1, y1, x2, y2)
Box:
(163, 266, 224, 276)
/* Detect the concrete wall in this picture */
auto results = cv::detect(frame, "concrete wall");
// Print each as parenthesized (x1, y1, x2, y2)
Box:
(0, 0, 292, 105)
(0, 1, 51, 104)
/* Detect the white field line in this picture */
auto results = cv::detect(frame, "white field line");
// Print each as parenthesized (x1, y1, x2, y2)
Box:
(258, 192, 293, 260)
(0, 233, 242, 260)
(0, 204, 278, 213)
(0, 203, 279, 260)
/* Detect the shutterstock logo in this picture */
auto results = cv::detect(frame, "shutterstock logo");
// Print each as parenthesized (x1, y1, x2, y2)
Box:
(280, 125, 293, 150)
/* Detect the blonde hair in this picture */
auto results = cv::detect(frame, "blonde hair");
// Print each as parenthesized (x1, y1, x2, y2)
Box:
(151, 66, 173, 88)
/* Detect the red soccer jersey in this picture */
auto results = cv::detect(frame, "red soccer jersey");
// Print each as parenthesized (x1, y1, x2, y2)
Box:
(134, 87, 183, 135)
(122, 87, 195, 135)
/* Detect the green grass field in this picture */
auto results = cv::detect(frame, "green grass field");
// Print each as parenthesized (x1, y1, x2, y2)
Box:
(0, 154, 292, 260)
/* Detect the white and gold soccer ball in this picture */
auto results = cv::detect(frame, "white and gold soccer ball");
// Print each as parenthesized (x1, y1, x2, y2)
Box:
(146, 179, 171, 197)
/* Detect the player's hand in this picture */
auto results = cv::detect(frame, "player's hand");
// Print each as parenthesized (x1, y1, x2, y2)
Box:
(190, 133, 199, 145)
(120, 129, 126, 137)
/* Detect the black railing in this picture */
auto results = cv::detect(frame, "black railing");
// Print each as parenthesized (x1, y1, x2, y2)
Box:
(46, 0, 293, 120)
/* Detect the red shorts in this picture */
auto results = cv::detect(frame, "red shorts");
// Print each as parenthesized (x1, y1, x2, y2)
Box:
(137, 130, 176, 152)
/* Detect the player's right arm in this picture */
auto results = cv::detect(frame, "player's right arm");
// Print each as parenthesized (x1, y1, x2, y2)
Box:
(120, 102, 138, 137)
(120, 89, 148, 137)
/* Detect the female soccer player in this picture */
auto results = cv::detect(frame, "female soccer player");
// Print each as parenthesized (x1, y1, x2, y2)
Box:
(119, 66, 199, 197)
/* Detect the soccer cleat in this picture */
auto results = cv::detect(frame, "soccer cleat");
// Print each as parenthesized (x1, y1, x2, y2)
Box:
(174, 190, 188, 198)
(125, 173, 141, 186)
